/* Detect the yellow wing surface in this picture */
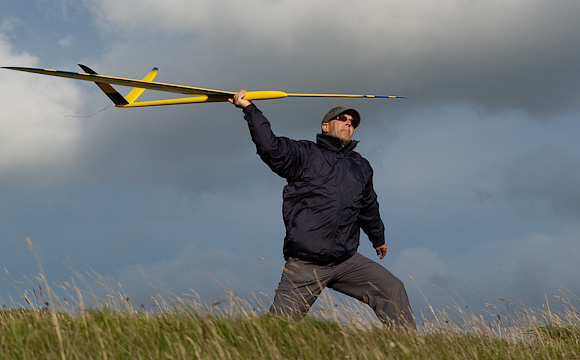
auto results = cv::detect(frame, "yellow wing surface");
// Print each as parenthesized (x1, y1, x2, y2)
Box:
(2, 65, 404, 107)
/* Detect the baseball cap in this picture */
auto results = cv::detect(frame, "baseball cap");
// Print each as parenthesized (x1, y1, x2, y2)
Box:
(321, 107, 361, 128)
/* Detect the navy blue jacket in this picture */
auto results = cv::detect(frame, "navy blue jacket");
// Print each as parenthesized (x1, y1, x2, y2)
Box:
(243, 104, 385, 264)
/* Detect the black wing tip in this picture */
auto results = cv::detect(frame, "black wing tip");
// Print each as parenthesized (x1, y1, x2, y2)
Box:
(78, 64, 97, 74)
(2, 66, 27, 70)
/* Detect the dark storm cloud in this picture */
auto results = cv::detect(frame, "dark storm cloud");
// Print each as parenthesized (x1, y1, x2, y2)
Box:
(504, 145, 580, 222)
(385, 1, 580, 117)
(88, 0, 580, 121)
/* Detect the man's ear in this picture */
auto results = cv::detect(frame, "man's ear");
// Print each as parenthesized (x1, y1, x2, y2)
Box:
(321, 123, 328, 133)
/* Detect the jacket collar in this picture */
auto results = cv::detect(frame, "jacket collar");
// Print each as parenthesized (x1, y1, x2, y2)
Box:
(316, 134, 359, 153)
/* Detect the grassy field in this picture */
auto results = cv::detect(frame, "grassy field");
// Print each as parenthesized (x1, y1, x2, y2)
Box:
(1, 285, 579, 359)
(2, 241, 579, 359)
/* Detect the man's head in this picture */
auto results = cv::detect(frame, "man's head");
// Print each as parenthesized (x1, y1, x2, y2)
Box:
(321, 107, 360, 144)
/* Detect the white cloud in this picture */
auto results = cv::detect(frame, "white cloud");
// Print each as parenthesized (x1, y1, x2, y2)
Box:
(0, 17, 20, 34)
(477, 227, 580, 300)
(385, 225, 580, 315)
(391, 247, 449, 288)
(115, 239, 281, 307)
(0, 35, 82, 181)
(113, 187, 285, 305)
(58, 37, 73, 48)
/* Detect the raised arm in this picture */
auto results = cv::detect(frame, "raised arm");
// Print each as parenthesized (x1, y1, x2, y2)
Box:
(229, 89, 306, 180)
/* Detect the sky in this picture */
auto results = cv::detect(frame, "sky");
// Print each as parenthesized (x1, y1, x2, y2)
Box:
(1, 0, 580, 322)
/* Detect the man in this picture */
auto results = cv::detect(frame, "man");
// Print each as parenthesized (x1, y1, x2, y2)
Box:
(229, 90, 415, 329)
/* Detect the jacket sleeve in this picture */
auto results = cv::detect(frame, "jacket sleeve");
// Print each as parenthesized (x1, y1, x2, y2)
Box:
(242, 104, 305, 180)
(358, 164, 386, 248)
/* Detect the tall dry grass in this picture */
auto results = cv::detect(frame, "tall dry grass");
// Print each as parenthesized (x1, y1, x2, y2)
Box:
(1, 239, 579, 359)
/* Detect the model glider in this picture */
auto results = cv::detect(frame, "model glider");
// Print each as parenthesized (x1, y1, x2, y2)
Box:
(2, 64, 404, 108)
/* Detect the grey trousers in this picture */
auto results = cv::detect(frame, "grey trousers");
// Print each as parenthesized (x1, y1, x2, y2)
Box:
(269, 252, 416, 329)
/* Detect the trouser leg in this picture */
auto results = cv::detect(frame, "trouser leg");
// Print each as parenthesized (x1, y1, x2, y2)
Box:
(269, 257, 331, 319)
(329, 252, 416, 329)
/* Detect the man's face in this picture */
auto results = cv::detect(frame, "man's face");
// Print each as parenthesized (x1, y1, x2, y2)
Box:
(322, 114, 355, 144)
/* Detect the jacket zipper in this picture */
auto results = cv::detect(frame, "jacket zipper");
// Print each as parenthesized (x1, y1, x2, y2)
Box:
(328, 154, 347, 262)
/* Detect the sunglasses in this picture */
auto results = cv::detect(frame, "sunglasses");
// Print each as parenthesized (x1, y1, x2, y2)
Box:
(334, 115, 352, 122)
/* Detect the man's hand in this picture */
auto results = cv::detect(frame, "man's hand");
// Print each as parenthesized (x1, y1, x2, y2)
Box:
(228, 89, 252, 108)
(375, 244, 387, 260)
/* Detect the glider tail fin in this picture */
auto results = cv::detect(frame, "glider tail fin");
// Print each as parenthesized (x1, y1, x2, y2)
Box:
(78, 64, 129, 106)
(78, 64, 159, 107)
(125, 67, 158, 104)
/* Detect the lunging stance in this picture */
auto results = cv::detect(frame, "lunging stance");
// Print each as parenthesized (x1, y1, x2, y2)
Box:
(230, 90, 415, 329)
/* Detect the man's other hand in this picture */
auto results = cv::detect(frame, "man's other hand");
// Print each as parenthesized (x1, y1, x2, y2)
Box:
(375, 244, 387, 260)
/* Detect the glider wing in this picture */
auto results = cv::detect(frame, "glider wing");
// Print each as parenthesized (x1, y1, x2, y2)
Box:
(2, 65, 404, 107)
(3, 65, 234, 96)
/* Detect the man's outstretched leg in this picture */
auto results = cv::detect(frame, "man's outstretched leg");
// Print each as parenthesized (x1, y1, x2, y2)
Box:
(329, 252, 416, 330)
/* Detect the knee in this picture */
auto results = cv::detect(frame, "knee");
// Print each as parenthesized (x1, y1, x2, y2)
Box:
(370, 277, 406, 299)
